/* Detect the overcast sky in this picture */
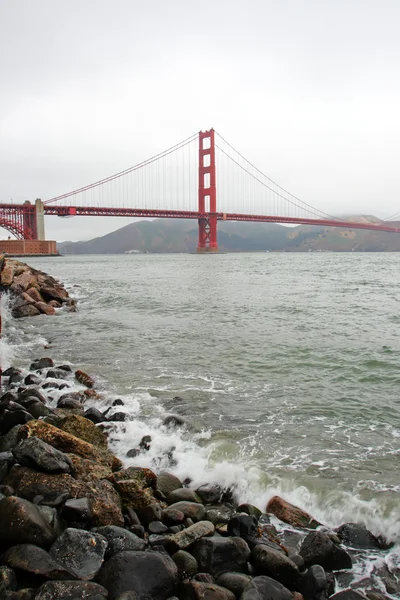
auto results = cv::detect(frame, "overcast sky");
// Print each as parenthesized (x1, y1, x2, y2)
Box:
(1, 0, 399, 241)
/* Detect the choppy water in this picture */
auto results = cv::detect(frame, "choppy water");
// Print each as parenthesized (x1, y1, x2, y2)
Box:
(2, 252, 400, 545)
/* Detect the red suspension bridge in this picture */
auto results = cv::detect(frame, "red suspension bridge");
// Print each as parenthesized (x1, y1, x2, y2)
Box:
(1, 129, 399, 251)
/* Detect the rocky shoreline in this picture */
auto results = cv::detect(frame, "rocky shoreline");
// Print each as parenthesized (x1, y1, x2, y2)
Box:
(0, 261, 399, 600)
(0, 255, 76, 318)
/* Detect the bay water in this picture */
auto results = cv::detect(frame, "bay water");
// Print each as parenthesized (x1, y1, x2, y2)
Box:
(2, 252, 400, 547)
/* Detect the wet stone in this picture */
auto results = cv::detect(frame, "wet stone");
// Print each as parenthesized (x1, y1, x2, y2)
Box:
(34, 581, 108, 600)
(336, 523, 385, 550)
(24, 374, 42, 386)
(167, 501, 206, 522)
(49, 528, 108, 580)
(2, 543, 74, 580)
(30, 358, 54, 370)
(240, 576, 293, 600)
(0, 565, 17, 593)
(148, 520, 169, 534)
(92, 525, 146, 558)
(156, 472, 183, 497)
(61, 498, 92, 525)
(96, 550, 178, 600)
(167, 487, 202, 505)
(300, 531, 352, 571)
(216, 572, 252, 598)
(0, 496, 57, 549)
(13, 437, 73, 474)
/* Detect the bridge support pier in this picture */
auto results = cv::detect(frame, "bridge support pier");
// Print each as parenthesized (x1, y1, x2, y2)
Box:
(35, 198, 45, 240)
(197, 129, 218, 252)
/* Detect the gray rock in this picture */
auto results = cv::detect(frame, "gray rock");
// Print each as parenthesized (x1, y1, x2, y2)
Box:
(30, 358, 54, 370)
(167, 487, 202, 505)
(252, 544, 300, 590)
(163, 415, 188, 428)
(34, 581, 108, 600)
(0, 409, 33, 434)
(18, 388, 47, 403)
(240, 576, 293, 600)
(26, 402, 53, 419)
(236, 504, 262, 520)
(148, 520, 169, 534)
(157, 471, 183, 496)
(216, 573, 252, 599)
(0, 451, 16, 483)
(0, 496, 56, 548)
(2, 543, 73, 579)
(336, 523, 385, 550)
(196, 483, 225, 504)
(172, 550, 199, 578)
(92, 525, 146, 557)
(167, 501, 206, 522)
(228, 514, 258, 542)
(84, 408, 105, 424)
(206, 504, 236, 525)
(49, 528, 108, 580)
(165, 520, 215, 553)
(329, 592, 368, 600)
(24, 374, 42, 386)
(162, 508, 185, 525)
(181, 581, 235, 600)
(37, 505, 64, 536)
(96, 550, 178, 600)
(300, 531, 352, 571)
(190, 535, 249, 577)
(136, 502, 163, 525)
(0, 565, 17, 593)
(0, 425, 22, 452)
(13, 437, 72, 474)
(299, 564, 329, 600)
(61, 498, 92, 524)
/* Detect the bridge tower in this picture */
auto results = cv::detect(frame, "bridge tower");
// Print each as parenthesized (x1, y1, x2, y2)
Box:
(198, 129, 218, 252)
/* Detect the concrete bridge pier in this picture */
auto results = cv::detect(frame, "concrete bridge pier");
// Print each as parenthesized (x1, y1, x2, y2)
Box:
(35, 198, 45, 240)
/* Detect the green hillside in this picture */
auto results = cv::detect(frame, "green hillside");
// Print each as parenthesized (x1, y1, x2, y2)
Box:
(57, 217, 400, 254)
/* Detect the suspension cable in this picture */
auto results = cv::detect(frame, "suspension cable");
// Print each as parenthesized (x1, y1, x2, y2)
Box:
(215, 130, 340, 221)
(45, 132, 199, 204)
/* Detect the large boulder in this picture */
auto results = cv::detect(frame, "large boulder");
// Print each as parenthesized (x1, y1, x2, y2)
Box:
(0, 496, 56, 549)
(5, 466, 124, 526)
(2, 543, 73, 580)
(17, 420, 121, 471)
(92, 526, 146, 558)
(49, 528, 108, 580)
(266, 496, 321, 529)
(240, 576, 293, 600)
(299, 531, 352, 571)
(299, 564, 329, 600)
(335, 523, 385, 550)
(12, 437, 73, 474)
(190, 535, 250, 577)
(252, 544, 300, 590)
(156, 471, 183, 496)
(96, 550, 178, 600)
(181, 581, 235, 600)
(59, 415, 108, 449)
(67, 454, 113, 482)
(34, 580, 108, 599)
(108, 467, 157, 510)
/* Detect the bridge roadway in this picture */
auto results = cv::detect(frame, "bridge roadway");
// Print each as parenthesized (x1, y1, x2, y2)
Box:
(43, 205, 400, 233)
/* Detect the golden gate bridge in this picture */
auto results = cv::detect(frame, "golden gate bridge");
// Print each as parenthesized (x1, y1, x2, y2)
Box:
(1, 129, 399, 251)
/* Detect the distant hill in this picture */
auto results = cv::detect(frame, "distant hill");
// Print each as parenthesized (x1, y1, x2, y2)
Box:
(57, 217, 400, 254)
